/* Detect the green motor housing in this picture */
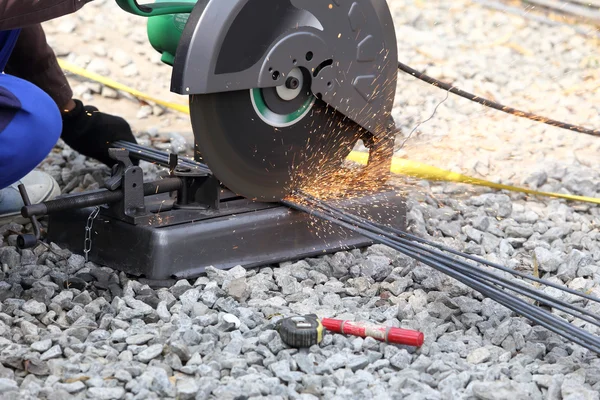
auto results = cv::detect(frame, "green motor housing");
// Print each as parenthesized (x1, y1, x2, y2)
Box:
(146, 0, 197, 66)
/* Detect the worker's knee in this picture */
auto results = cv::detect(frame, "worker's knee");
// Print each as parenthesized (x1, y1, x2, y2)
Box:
(0, 74, 62, 189)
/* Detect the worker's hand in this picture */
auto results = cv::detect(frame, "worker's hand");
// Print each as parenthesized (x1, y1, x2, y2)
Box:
(60, 99, 138, 167)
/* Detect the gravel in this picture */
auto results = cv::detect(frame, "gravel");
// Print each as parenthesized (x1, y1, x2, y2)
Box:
(2, 0, 599, 398)
(3, 154, 600, 398)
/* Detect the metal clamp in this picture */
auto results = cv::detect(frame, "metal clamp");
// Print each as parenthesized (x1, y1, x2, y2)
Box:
(103, 148, 147, 221)
(104, 148, 134, 190)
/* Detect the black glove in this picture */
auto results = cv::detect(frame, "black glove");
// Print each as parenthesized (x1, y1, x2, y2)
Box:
(61, 99, 138, 167)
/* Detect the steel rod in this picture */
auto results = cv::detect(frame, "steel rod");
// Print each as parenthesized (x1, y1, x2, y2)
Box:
(22, 177, 182, 218)
(112, 140, 210, 173)
(523, 0, 600, 22)
(301, 192, 600, 306)
(299, 194, 600, 326)
(283, 196, 600, 353)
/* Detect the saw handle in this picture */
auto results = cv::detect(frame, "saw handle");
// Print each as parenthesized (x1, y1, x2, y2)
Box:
(16, 184, 43, 249)
(21, 178, 182, 218)
(115, 0, 194, 17)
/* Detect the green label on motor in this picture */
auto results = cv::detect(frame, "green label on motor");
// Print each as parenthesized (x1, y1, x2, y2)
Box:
(173, 13, 189, 32)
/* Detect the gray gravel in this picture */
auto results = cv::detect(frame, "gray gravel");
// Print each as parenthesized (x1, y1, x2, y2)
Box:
(1, 0, 599, 398)
(2, 144, 600, 398)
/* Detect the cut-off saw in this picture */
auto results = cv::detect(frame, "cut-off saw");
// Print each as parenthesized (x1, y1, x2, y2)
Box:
(18, 0, 407, 282)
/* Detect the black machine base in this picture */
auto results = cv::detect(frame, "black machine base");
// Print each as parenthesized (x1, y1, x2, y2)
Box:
(46, 190, 406, 280)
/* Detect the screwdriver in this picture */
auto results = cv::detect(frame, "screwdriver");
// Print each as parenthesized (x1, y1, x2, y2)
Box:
(276, 314, 424, 348)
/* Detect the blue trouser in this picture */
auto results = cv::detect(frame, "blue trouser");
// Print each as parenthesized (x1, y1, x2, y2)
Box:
(0, 29, 62, 190)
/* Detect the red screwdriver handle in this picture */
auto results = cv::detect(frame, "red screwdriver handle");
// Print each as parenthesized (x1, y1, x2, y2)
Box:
(321, 318, 424, 347)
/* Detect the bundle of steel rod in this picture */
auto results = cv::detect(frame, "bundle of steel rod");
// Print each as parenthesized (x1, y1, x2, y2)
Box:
(282, 192, 600, 354)
(111, 140, 211, 174)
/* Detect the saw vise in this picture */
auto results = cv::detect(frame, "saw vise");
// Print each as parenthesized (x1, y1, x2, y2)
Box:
(17, 0, 407, 281)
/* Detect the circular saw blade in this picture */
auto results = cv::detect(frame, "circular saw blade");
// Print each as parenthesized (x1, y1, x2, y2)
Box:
(190, 86, 363, 202)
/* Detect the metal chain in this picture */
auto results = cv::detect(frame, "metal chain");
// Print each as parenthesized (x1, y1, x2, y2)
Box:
(84, 207, 100, 262)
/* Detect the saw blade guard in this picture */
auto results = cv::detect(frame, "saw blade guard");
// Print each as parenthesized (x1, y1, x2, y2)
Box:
(170, 0, 399, 137)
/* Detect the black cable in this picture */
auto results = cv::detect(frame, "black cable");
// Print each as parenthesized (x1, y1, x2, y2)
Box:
(397, 61, 600, 137)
